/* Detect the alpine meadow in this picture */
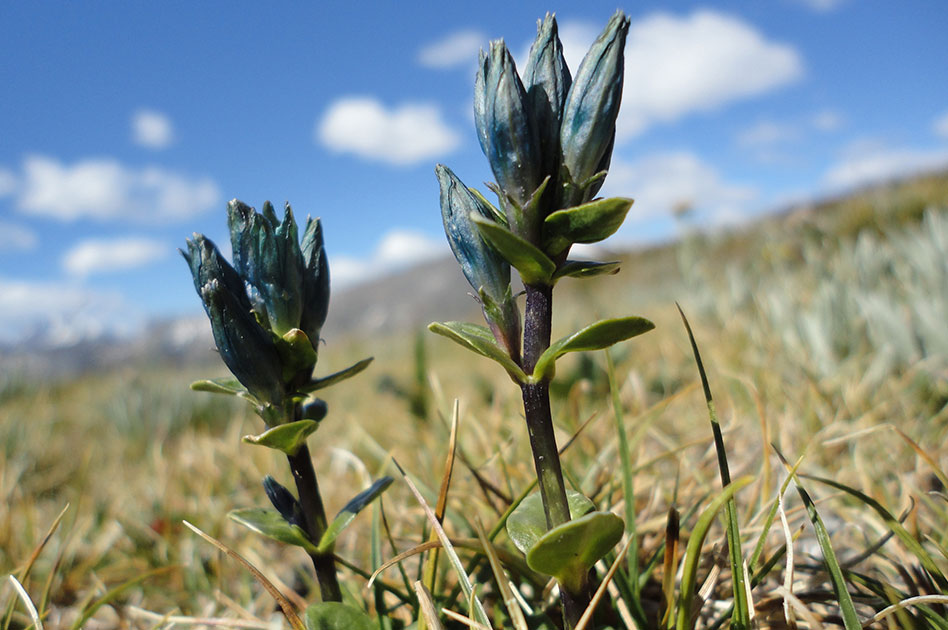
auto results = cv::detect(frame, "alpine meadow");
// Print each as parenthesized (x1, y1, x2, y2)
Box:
(1, 6, 947, 630)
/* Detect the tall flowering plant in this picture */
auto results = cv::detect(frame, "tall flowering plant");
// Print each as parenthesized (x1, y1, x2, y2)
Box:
(430, 12, 654, 626)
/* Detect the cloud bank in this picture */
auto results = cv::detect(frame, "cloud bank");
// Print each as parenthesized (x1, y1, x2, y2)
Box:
(0, 277, 145, 346)
(602, 151, 757, 229)
(13, 155, 220, 223)
(823, 142, 948, 191)
(63, 237, 169, 276)
(331, 229, 446, 288)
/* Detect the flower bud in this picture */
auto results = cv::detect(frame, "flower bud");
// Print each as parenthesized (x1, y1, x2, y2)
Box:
(437, 164, 510, 300)
(182, 235, 285, 403)
(560, 11, 629, 203)
(523, 14, 571, 184)
(474, 40, 544, 234)
(299, 217, 331, 345)
(437, 164, 522, 360)
(301, 398, 328, 422)
(263, 475, 305, 529)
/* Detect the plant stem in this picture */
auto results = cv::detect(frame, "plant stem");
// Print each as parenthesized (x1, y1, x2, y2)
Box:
(520, 380, 570, 528)
(521, 283, 585, 627)
(287, 443, 343, 602)
(521, 283, 570, 529)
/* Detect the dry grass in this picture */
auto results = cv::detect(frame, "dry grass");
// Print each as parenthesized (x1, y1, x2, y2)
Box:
(1, 173, 946, 628)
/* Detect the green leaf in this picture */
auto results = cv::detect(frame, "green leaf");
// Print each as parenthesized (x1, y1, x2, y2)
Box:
(303, 602, 374, 630)
(468, 186, 506, 226)
(527, 511, 624, 594)
(543, 197, 633, 255)
(276, 328, 318, 382)
(552, 260, 620, 281)
(242, 420, 319, 456)
(506, 490, 594, 555)
(532, 316, 654, 382)
(428, 321, 527, 383)
(190, 377, 246, 395)
(299, 357, 373, 394)
(317, 477, 394, 553)
(471, 214, 555, 285)
(228, 507, 317, 553)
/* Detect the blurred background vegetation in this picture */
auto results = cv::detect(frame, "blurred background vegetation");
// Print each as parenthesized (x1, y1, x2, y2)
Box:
(1, 171, 946, 628)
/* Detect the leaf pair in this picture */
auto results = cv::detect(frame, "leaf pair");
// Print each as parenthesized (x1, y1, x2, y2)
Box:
(230, 477, 394, 555)
(429, 316, 653, 383)
(470, 196, 634, 286)
(507, 491, 623, 595)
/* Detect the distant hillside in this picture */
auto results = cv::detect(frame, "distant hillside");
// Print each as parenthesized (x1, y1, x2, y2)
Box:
(3, 168, 946, 379)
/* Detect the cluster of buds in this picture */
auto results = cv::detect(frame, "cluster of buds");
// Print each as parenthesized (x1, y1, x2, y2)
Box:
(438, 11, 634, 367)
(182, 199, 330, 414)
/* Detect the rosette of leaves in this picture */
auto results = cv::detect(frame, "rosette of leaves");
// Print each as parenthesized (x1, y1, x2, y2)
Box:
(183, 200, 389, 609)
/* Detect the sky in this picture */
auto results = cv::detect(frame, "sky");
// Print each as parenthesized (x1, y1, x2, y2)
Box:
(1, 1, 947, 345)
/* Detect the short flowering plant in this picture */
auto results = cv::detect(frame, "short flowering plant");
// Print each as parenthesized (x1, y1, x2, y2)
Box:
(184, 200, 388, 628)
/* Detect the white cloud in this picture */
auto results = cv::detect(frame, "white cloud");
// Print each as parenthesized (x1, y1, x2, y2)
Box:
(0, 277, 144, 346)
(790, 0, 849, 12)
(0, 221, 37, 251)
(63, 237, 169, 276)
(330, 229, 446, 288)
(16, 155, 220, 223)
(317, 98, 461, 166)
(132, 109, 175, 149)
(617, 10, 803, 138)
(823, 142, 948, 190)
(418, 29, 485, 69)
(601, 151, 757, 229)
(933, 110, 948, 139)
(737, 110, 843, 162)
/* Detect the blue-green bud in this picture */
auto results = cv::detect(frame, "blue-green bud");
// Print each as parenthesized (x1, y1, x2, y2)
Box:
(437, 164, 522, 360)
(523, 14, 571, 185)
(560, 11, 629, 204)
(234, 201, 306, 337)
(437, 164, 510, 300)
(474, 41, 544, 236)
(263, 475, 305, 529)
(301, 398, 328, 422)
(182, 235, 285, 404)
(299, 217, 331, 346)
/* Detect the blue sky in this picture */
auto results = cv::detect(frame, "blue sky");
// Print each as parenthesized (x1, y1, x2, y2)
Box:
(1, 1, 947, 344)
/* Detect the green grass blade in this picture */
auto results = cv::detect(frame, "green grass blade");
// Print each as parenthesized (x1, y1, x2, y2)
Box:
(844, 568, 948, 629)
(677, 304, 750, 630)
(605, 349, 650, 629)
(749, 454, 805, 572)
(805, 473, 948, 592)
(778, 461, 862, 630)
(676, 476, 752, 630)
(371, 498, 395, 630)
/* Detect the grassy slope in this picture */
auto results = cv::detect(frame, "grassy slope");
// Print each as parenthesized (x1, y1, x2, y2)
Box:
(1, 171, 946, 628)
